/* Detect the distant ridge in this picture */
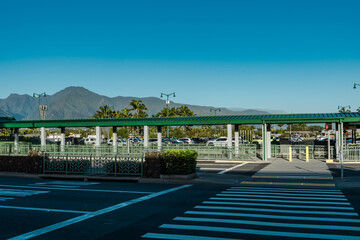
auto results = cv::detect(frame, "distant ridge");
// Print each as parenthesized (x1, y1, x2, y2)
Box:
(0, 86, 272, 120)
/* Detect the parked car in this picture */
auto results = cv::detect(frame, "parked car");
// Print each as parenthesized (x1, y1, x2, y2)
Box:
(179, 137, 194, 144)
(207, 137, 228, 146)
(107, 139, 125, 145)
(84, 137, 96, 145)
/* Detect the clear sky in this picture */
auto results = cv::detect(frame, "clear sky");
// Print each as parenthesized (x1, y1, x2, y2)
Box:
(0, 0, 359, 113)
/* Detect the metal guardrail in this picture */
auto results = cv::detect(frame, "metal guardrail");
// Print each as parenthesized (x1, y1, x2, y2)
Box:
(43, 152, 144, 176)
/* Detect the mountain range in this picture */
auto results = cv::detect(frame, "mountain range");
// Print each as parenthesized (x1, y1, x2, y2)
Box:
(0, 87, 273, 120)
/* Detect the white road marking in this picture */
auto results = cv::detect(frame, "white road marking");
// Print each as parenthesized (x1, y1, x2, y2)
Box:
(195, 205, 358, 216)
(143, 233, 241, 240)
(0, 189, 49, 197)
(0, 184, 153, 194)
(230, 186, 341, 193)
(0, 197, 14, 201)
(203, 201, 355, 210)
(222, 190, 346, 198)
(8, 184, 192, 240)
(175, 216, 360, 231)
(33, 181, 99, 186)
(185, 211, 360, 223)
(217, 163, 247, 174)
(160, 224, 360, 240)
(210, 197, 351, 205)
(216, 193, 348, 201)
(0, 205, 90, 214)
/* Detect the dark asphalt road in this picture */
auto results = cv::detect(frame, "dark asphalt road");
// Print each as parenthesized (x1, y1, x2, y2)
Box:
(2, 162, 360, 240)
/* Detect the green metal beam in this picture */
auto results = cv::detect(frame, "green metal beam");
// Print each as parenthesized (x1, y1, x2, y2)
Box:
(1, 112, 360, 128)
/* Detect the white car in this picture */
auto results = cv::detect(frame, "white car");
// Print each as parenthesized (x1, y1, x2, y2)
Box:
(179, 137, 194, 144)
(84, 138, 96, 145)
(207, 137, 228, 146)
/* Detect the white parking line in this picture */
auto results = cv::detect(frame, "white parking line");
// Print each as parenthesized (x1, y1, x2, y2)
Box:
(216, 193, 348, 201)
(217, 163, 247, 174)
(8, 184, 192, 240)
(0, 184, 153, 194)
(0, 205, 90, 214)
(210, 197, 351, 205)
(143, 233, 241, 240)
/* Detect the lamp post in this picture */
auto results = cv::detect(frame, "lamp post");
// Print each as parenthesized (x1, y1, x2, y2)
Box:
(160, 92, 175, 138)
(33, 92, 47, 120)
(210, 108, 221, 138)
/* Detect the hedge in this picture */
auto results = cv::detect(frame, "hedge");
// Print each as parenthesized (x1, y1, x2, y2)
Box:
(162, 149, 198, 175)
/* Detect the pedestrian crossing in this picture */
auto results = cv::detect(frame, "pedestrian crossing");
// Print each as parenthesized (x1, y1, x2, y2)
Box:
(142, 186, 360, 240)
(0, 188, 49, 202)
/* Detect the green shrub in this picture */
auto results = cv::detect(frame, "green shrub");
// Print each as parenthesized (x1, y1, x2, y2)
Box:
(162, 149, 198, 175)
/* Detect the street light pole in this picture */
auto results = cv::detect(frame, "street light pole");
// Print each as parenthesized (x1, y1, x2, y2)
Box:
(210, 108, 221, 138)
(33, 92, 47, 120)
(160, 92, 175, 138)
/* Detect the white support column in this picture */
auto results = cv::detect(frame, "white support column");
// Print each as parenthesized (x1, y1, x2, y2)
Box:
(40, 127, 46, 151)
(234, 125, 239, 158)
(267, 124, 272, 159)
(227, 124, 232, 160)
(157, 126, 162, 151)
(60, 127, 66, 152)
(339, 122, 344, 162)
(112, 126, 118, 153)
(336, 124, 340, 160)
(262, 123, 267, 161)
(14, 128, 19, 153)
(95, 126, 101, 156)
(144, 125, 149, 151)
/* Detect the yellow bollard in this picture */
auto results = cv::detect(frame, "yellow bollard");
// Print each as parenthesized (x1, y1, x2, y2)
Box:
(289, 146, 292, 162)
(306, 146, 309, 162)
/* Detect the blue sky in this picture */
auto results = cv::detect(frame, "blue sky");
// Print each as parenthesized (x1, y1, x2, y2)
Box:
(0, 0, 359, 113)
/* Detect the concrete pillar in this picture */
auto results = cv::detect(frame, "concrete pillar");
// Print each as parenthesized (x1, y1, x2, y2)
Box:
(14, 128, 19, 153)
(40, 127, 46, 150)
(336, 124, 340, 160)
(113, 126, 118, 153)
(234, 125, 239, 158)
(262, 123, 267, 161)
(227, 124, 232, 159)
(144, 125, 149, 150)
(266, 124, 271, 159)
(157, 126, 162, 151)
(60, 127, 66, 152)
(338, 122, 344, 162)
(95, 126, 101, 156)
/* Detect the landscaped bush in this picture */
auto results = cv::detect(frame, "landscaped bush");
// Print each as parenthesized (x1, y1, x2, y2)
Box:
(162, 149, 198, 175)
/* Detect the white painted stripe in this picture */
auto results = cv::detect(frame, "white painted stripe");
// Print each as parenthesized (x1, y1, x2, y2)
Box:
(230, 186, 341, 193)
(216, 193, 348, 201)
(0, 197, 14, 201)
(29, 184, 80, 188)
(175, 216, 360, 231)
(218, 163, 247, 174)
(211, 197, 351, 205)
(203, 201, 355, 210)
(0, 189, 49, 197)
(8, 184, 192, 240)
(142, 233, 241, 240)
(195, 205, 358, 216)
(0, 184, 153, 194)
(0, 205, 90, 214)
(185, 211, 360, 223)
(33, 181, 99, 186)
(160, 224, 360, 240)
(223, 191, 346, 198)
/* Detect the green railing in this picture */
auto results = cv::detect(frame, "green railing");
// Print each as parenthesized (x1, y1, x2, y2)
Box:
(43, 152, 144, 176)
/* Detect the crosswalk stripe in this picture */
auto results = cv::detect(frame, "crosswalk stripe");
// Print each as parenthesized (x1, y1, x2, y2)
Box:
(185, 211, 360, 223)
(143, 233, 241, 240)
(229, 186, 342, 194)
(195, 205, 358, 216)
(216, 193, 348, 201)
(222, 190, 346, 198)
(175, 216, 360, 231)
(203, 201, 355, 210)
(211, 197, 351, 205)
(160, 224, 360, 240)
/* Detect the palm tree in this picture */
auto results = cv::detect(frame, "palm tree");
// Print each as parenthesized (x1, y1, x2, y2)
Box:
(129, 100, 148, 118)
(176, 105, 196, 117)
(92, 105, 115, 119)
(119, 108, 133, 118)
(153, 107, 177, 117)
